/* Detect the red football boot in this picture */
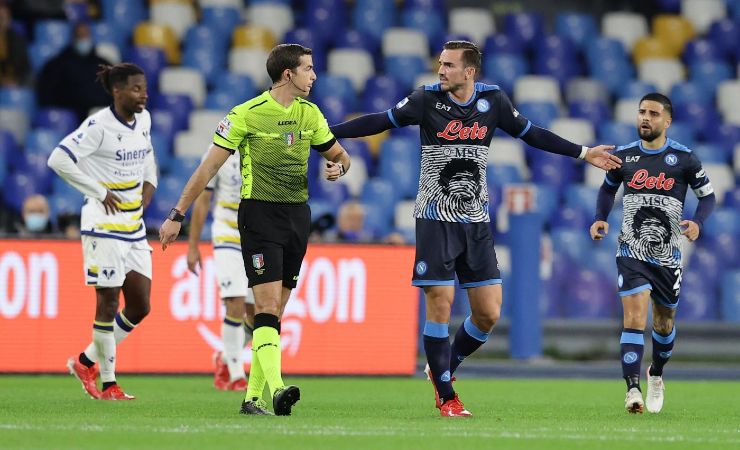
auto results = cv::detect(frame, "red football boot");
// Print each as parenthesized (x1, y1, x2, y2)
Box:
(440, 394, 472, 417)
(424, 364, 456, 409)
(66, 356, 101, 399)
(226, 378, 248, 391)
(212, 351, 230, 391)
(100, 384, 135, 400)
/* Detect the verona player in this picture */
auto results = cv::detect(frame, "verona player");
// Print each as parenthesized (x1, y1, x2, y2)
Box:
(47, 63, 157, 400)
(187, 151, 255, 391)
(590, 93, 716, 414)
(160, 44, 351, 416)
(331, 41, 621, 417)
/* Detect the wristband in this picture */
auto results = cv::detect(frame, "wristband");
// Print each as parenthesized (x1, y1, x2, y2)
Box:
(168, 208, 185, 222)
(337, 162, 345, 176)
(578, 146, 588, 160)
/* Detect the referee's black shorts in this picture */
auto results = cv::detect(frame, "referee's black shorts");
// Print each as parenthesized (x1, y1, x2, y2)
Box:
(238, 199, 310, 289)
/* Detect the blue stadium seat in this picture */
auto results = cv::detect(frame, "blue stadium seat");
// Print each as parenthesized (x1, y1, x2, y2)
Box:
(590, 246, 618, 279)
(589, 60, 634, 96)
(707, 19, 739, 61)
(483, 54, 528, 95)
(152, 94, 193, 134)
(211, 73, 256, 103)
(702, 208, 740, 237)
(703, 232, 740, 268)
(150, 109, 179, 143)
(3, 173, 46, 211)
(182, 47, 225, 87)
(673, 103, 721, 142)
(585, 37, 627, 65)
(25, 128, 62, 156)
(379, 160, 419, 199)
(404, 0, 445, 8)
(340, 139, 376, 176)
(352, 0, 396, 42)
(362, 75, 405, 112)
(715, 124, 740, 150)
(503, 12, 544, 51)
(654, 0, 680, 12)
(564, 185, 599, 212)
(49, 192, 84, 220)
(150, 131, 173, 173)
(598, 121, 637, 145)
(361, 201, 394, 237)
(564, 269, 617, 318)
(34, 20, 71, 53)
(305, 5, 347, 43)
(51, 175, 80, 199)
(360, 178, 398, 207)
(33, 108, 78, 135)
(554, 12, 597, 52)
(549, 205, 590, 231)
(201, 6, 241, 46)
(430, 33, 473, 58)
(184, 26, 225, 55)
(312, 74, 356, 110)
(687, 246, 723, 289)
(540, 274, 564, 318)
(616, 80, 657, 100)
(205, 92, 237, 112)
(101, 0, 146, 40)
(28, 42, 60, 72)
(285, 28, 325, 55)
(516, 101, 559, 128)
(534, 54, 582, 87)
(568, 100, 612, 127)
(313, 96, 350, 125)
(485, 164, 522, 187)
(723, 186, 740, 209)
(126, 47, 167, 90)
(670, 81, 711, 107)
(689, 142, 731, 165)
(401, 7, 445, 47)
(721, 270, 740, 322)
(379, 137, 419, 168)
(530, 151, 580, 189)
(551, 229, 592, 262)
(533, 183, 560, 219)
(383, 55, 428, 92)
(483, 33, 526, 57)
(676, 271, 719, 321)
(664, 121, 697, 149)
(689, 61, 733, 95)
(0, 87, 35, 117)
(91, 21, 126, 50)
(309, 179, 350, 205)
(534, 34, 577, 60)
(682, 39, 724, 65)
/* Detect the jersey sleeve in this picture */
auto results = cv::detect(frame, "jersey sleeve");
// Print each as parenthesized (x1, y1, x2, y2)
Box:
(56, 119, 104, 162)
(309, 107, 335, 147)
(495, 90, 531, 138)
(387, 88, 425, 127)
(604, 167, 623, 188)
(212, 109, 247, 153)
(684, 152, 714, 197)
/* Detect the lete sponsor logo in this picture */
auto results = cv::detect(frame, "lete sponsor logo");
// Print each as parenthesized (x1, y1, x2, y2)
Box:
(436, 120, 488, 141)
(627, 169, 675, 191)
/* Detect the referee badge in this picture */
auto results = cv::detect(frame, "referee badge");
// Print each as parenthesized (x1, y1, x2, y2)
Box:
(252, 253, 265, 275)
(284, 131, 295, 145)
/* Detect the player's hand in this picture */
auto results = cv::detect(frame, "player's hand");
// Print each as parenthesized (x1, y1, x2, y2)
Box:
(325, 161, 344, 181)
(585, 145, 621, 171)
(590, 220, 609, 240)
(187, 246, 202, 275)
(101, 190, 122, 215)
(159, 219, 181, 250)
(680, 220, 700, 241)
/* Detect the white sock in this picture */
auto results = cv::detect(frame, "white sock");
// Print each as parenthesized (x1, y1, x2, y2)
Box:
(223, 316, 246, 381)
(93, 325, 116, 383)
(83, 312, 136, 363)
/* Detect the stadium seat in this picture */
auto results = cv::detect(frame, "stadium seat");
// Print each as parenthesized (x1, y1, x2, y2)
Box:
(565, 78, 609, 104)
(513, 76, 561, 105)
(246, 3, 294, 42)
(515, 101, 559, 128)
(676, 271, 720, 321)
(549, 118, 595, 146)
(328, 49, 375, 92)
(27, 42, 61, 73)
(383, 55, 428, 92)
(601, 11, 648, 52)
(150, 109, 179, 144)
(681, 0, 726, 34)
(550, 205, 591, 232)
(707, 19, 739, 61)
(335, 155, 367, 197)
(564, 185, 599, 212)
(598, 121, 637, 145)
(309, 178, 350, 204)
(682, 39, 723, 65)
(101, 0, 146, 39)
(211, 73, 256, 102)
(483, 33, 525, 57)
(0, 87, 35, 118)
(379, 159, 419, 200)
(673, 103, 722, 142)
(530, 151, 580, 189)
(33, 108, 77, 135)
(568, 100, 612, 128)
(687, 246, 723, 289)
(532, 183, 560, 218)
(188, 110, 227, 136)
(485, 164, 523, 187)
(382, 27, 429, 58)
(312, 74, 356, 110)
(25, 129, 62, 156)
(150, 1, 196, 40)
(184, 25, 226, 56)
(503, 12, 544, 51)
(362, 75, 404, 112)
(618, 81, 659, 101)
(670, 81, 711, 107)
(159, 67, 206, 108)
(125, 47, 167, 89)
(173, 130, 213, 158)
(488, 138, 527, 174)
(401, 7, 445, 48)
(305, 4, 347, 43)
(652, 15, 695, 55)
(564, 269, 617, 318)
(313, 96, 350, 125)
(394, 199, 416, 231)
(360, 202, 394, 238)
(232, 25, 276, 51)
(228, 48, 271, 89)
(689, 61, 732, 96)
(3, 173, 45, 211)
(723, 186, 740, 209)
(702, 164, 735, 205)
(0, 108, 29, 144)
(484, 54, 528, 95)
(702, 206, 740, 237)
(665, 121, 697, 148)
(34, 20, 71, 53)
(352, 0, 396, 42)
(201, 6, 242, 46)
(96, 42, 121, 64)
(692, 142, 732, 165)
(133, 23, 180, 64)
(152, 94, 193, 135)
(637, 58, 685, 93)
(182, 47, 224, 87)
(285, 27, 323, 53)
(721, 270, 740, 322)
(551, 229, 592, 265)
(448, 8, 494, 45)
(554, 12, 597, 52)
(340, 138, 376, 176)
(360, 178, 398, 208)
(150, 131, 172, 171)
(632, 36, 678, 64)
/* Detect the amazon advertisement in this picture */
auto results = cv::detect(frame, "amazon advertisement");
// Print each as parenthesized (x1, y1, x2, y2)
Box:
(0, 240, 418, 375)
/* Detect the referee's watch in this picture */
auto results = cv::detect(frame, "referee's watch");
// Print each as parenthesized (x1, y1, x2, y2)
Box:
(168, 208, 185, 222)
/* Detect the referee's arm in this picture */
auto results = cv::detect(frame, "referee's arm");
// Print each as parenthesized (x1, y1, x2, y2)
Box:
(318, 140, 351, 181)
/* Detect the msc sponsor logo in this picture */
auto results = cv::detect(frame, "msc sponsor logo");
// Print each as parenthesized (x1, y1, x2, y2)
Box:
(436, 120, 488, 141)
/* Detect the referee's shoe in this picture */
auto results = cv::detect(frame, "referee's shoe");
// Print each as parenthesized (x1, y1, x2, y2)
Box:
(273, 385, 301, 416)
(240, 397, 273, 415)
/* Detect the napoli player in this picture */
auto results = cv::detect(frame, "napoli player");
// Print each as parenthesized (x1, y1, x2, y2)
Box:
(331, 41, 621, 416)
(590, 93, 716, 414)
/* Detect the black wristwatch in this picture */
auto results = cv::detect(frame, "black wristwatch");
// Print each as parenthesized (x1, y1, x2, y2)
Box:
(168, 208, 185, 222)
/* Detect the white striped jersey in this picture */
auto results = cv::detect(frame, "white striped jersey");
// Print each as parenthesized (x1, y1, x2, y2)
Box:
(57, 106, 156, 241)
(205, 151, 241, 250)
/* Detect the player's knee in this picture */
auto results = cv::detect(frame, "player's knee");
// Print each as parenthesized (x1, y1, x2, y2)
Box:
(653, 317, 674, 335)
(473, 310, 499, 331)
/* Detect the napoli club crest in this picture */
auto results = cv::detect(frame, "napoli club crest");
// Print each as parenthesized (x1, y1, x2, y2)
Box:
(476, 99, 490, 112)
(664, 153, 677, 166)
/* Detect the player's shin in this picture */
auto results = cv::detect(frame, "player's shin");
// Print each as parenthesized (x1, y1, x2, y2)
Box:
(450, 316, 491, 374)
(92, 322, 116, 385)
(423, 321, 455, 402)
(81, 311, 138, 363)
(620, 328, 645, 390)
(252, 313, 284, 396)
(650, 327, 675, 376)
(223, 315, 247, 381)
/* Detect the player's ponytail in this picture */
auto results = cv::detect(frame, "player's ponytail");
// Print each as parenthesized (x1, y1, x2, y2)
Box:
(96, 64, 114, 95)
(95, 63, 145, 96)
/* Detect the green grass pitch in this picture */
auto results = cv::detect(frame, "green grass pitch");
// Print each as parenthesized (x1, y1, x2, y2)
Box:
(1, 375, 738, 449)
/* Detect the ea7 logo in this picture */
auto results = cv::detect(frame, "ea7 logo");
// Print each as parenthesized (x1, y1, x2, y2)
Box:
(626, 156, 640, 163)
(435, 102, 451, 111)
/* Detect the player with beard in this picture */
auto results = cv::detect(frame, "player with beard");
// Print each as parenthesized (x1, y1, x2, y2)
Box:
(330, 40, 622, 417)
(590, 93, 716, 414)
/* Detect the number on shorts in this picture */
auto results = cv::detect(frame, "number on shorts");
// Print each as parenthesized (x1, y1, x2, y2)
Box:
(673, 268, 683, 297)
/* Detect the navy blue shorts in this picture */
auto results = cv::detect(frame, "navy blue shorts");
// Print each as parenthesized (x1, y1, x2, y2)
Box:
(616, 257, 682, 308)
(412, 218, 502, 288)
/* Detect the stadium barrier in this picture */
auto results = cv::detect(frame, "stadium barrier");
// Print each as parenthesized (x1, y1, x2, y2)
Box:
(0, 240, 418, 375)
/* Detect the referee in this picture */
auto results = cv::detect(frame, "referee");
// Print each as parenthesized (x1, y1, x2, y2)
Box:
(159, 44, 351, 416)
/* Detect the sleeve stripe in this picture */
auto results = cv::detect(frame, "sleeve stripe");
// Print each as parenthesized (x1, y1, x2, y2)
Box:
(386, 109, 400, 128)
(515, 120, 532, 139)
(58, 145, 77, 163)
(604, 176, 619, 186)
(213, 142, 235, 154)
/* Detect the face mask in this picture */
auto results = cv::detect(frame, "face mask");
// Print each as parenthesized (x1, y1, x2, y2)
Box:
(74, 38, 94, 55)
(24, 213, 49, 232)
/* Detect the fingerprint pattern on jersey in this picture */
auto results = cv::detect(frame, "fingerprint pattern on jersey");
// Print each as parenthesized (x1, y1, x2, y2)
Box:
(415, 145, 489, 223)
(618, 193, 684, 268)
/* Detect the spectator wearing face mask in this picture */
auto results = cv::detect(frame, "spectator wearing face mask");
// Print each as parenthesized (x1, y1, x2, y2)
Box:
(323, 201, 375, 243)
(16, 194, 55, 236)
(36, 21, 110, 122)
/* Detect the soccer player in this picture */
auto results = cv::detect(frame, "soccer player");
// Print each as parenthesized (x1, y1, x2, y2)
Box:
(47, 63, 157, 400)
(589, 93, 715, 414)
(330, 41, 621, 417)
(159, 44, 351, 416)
(187, 151, 255, 391)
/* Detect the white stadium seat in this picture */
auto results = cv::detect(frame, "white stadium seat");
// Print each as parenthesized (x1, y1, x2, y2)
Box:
(150, 2, 196, 40)
(394, 200, 416, 231)
(614, 98, 641, 124)
(514, 75, 562, 104)
(638, 58, 685, 94)
(159, 67, 206, 108)
(188, 109, 227, 136)
(488, 137, 528, 178)
(449, 8, 494, 45)
(328, 48, 375, 91)
(681, 0, 726, 34)
(246, 4, 293, 41)
(0, 108, 29, 144)
(174, 129, 214, 158)
(229, 48, 271, 89)
(602, 11, 648, 52)
(382, 28, 429, 58)
(549, 118, 595, 146)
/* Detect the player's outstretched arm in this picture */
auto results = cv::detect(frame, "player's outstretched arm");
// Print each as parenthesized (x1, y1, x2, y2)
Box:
(159, 144, 230, 250)
(584, 145, 621, 171)
(186, 189, 213, 274)
(330, 111, 395, 138)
